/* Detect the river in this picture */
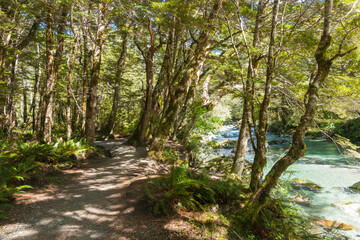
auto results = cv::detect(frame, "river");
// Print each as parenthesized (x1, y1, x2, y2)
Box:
(209, 125, 360, 239)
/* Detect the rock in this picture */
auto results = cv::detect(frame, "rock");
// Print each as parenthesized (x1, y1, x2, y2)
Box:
(291, 178, 322, 192)
(349, 181, 360, 192)
(214, 140, 237, 149)
(291, 194, 311, 207)
(221, 133, 231, 138)
(311, 218, 356, 230)
(345, 149, 360, 159)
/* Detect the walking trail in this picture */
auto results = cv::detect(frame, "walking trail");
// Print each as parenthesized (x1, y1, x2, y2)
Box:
(0, 140, 185, 240)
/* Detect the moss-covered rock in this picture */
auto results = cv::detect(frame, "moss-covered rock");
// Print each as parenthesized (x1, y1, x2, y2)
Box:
(349, 181, 360, 192)
(291, 178, 322, 192)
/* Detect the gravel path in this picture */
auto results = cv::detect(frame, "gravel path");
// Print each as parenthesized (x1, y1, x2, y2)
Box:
(0, 140, 170, 240)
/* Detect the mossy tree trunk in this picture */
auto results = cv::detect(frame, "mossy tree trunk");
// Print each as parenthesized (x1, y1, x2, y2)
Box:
(250, 0, 280, 192)
(150, 0, 224, 155)
(85, 2, 109, 144)
(38, 2, 67, 143)
(128, 20, 157, 147)
(105, 31, 128, 137)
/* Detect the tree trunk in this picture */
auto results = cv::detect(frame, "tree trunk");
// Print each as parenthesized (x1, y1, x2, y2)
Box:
(39, 2, 67, 143)
(231, 0, 266, 176)
(246, 0, 355, 223)
(66, 6, 79, 140)
(128, 20, 156, 146)
(150, 0, 224, 154)
(22, 78, 28, 125)
(81, 13, 90, 135)
(250, 0, 280, 192)
(106, 31, 128, 137)
(31, 44, 41, 133)
(5, 53, 19, 136)
(85, 3, 108, 144)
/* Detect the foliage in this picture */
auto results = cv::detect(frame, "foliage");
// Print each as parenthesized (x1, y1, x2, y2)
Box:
(334, 118, 360, 145)
(0, 138, 94, 219)
(145, 165, 244, 216)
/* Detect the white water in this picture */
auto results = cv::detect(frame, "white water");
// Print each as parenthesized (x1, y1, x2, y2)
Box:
(212, 125, 360, 239)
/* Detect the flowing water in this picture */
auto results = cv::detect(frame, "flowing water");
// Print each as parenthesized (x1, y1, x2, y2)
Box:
(210, 125, 360, 239)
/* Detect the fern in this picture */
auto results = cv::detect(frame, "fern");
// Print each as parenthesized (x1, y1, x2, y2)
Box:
(146, 166, 243, 216)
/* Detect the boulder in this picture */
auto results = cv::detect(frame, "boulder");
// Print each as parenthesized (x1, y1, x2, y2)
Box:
(349, 181, 360, 192)
(291, 178, 322, 192)
(311, 218, 356, 230)
(221, 132, 233, 138)
(214, 139, 237, 149)
(291, 194, 311, 207)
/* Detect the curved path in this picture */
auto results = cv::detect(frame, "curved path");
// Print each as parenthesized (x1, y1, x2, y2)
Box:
(0, 140, 171, 240)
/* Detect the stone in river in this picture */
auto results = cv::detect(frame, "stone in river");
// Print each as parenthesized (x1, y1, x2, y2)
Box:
(214, 139, 237, 149)
(311, 218, 356, 230)
(291, 178, 322, 192)
(349, 181, 360, 192)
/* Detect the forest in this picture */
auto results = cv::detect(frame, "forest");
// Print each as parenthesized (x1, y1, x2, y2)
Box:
(1, 0, 360, 239)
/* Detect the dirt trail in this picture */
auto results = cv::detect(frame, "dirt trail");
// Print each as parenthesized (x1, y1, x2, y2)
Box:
(0, 140, 174, 240)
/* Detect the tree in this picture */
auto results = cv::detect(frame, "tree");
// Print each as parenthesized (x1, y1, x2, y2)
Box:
(85, 1, 110, 144)
(246, 0, 358, 223)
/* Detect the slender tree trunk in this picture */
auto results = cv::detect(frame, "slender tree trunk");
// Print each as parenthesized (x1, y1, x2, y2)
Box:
(22, 78, 28, 125)
(250, 0, 280, 192)
(231, 0, 266, 176)
(5, 53, 19, 136)
(106, 31, 128, 137)
(66, 6, 79, 140)
(39, 3, 67, 143)
(85, 3, 108, 144)
(81, 16, 90, 135)
(31, 44, 41, 133)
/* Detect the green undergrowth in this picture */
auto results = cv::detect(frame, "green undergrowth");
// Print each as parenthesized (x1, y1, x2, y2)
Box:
(0, 138, 94, 219)
(145, 165, 245, 216)
(145, 165, 351, 239)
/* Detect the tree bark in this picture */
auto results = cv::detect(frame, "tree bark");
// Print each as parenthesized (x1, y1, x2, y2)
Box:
(85, 3, 108, 144)
(250, 0, 280, 192)
(38, 2, 67, 143)
(66, 5, 79, 140)
(150, 0, 224, 154)
(128, 20, 156, 146)
(81, 11, 90, 135)
(105, 31, 128, 137)
(231, 0, 266, 176)
(5, 53, 19, 136)
(31, 43, 41, 133)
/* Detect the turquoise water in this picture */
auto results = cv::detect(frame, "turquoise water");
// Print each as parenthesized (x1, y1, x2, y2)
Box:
(212, 126, 360, 239)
